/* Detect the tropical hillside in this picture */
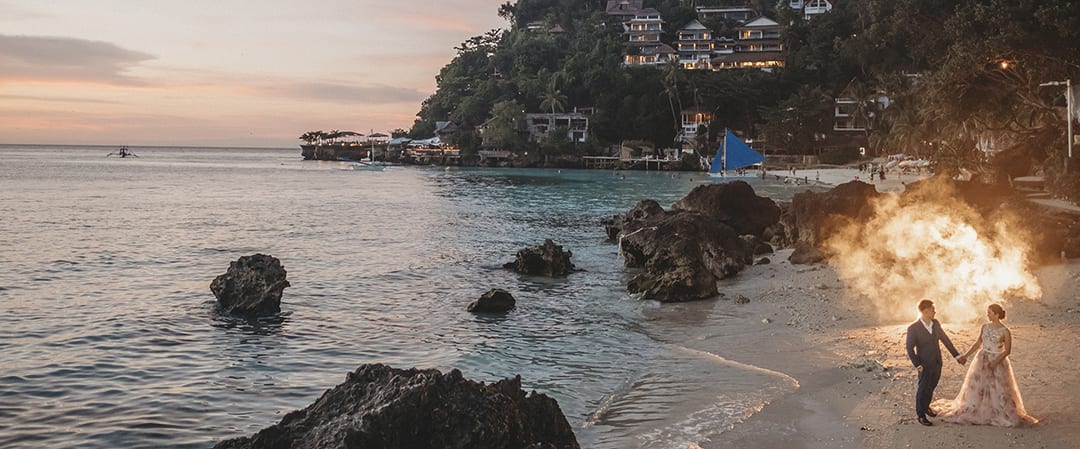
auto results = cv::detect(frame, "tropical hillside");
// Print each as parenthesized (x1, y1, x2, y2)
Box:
(409, 0, 1080, 200)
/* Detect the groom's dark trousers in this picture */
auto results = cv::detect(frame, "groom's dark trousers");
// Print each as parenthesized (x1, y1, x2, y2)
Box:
(906, 319, 960, 419)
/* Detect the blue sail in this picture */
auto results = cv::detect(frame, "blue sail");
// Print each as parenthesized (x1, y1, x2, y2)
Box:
(709, 130, 764, 174)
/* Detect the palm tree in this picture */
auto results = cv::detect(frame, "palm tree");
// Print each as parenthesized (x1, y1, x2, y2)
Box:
(539, 77, 567, 137)
(661, 61, 684, 143)
(327, 129, 342, 144)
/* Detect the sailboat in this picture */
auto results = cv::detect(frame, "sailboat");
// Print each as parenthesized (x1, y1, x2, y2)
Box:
(708, 129, 764, 177)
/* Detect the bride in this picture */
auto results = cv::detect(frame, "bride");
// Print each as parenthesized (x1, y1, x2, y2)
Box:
(931, 303, 1038, 426)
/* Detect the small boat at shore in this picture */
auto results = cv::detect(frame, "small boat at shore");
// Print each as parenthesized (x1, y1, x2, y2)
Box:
(708, 130, 764, 178)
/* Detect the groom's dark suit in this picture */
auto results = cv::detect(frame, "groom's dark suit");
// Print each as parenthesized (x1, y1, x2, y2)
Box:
(906, 319, 960, 419)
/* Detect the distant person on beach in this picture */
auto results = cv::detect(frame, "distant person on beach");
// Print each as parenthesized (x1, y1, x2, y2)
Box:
(906, 299, 963, 426)
(931, 304, 1038, 427)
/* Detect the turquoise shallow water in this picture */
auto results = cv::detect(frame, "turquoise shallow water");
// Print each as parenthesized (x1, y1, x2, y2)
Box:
(0, 145, 820, 448)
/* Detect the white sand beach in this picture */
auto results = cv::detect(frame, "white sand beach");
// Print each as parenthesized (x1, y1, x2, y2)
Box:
(695, 169, 1080, 448)
(805, 166, 932, 193)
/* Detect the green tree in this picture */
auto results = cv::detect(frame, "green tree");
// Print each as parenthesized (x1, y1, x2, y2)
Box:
(485, 100, 530, 153)
(758, 85, 832, 154)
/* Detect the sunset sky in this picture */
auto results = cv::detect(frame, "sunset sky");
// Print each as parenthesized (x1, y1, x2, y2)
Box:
(0, 1, 507, 147)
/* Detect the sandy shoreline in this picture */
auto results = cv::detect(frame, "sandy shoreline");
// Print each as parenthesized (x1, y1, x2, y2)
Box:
(692, 168, 1080, 448)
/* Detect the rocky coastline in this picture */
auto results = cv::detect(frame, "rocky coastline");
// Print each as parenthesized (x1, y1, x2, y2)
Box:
(212, 172, 1080, 448)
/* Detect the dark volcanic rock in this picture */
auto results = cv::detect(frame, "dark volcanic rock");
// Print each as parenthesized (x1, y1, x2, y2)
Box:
(611, 181, 781, 302)
(787, 181, 879, 248)
(503, 239, 575, 276)
(788, 244, 827, 265)
(602, 199, 665, 241)
(210, 254, 290, 316)
(468, 288, 516, 313)
(213, 364, 580, 449)
(672, 181, 782, 236)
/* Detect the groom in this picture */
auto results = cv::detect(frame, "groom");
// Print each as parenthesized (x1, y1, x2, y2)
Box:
(905, 299, 964, 426)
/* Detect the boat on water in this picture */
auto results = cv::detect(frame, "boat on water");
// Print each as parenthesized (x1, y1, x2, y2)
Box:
(106, 146, 137, 158)
(338, 157, 392, 171)
(708, 130, 764, 177)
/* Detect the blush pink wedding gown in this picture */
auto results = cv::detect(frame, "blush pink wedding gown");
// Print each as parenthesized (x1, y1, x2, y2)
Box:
(931, 324, 1038, 427)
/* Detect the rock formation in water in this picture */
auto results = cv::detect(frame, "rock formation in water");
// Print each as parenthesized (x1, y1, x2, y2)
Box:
(503, 239, 576, 276)
(210, 254, 290, 316)
(213, 364, 580, 449)
(468, 288, 516, 313)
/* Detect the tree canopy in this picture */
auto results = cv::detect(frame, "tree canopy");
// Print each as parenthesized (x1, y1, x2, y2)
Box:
(408, 0, 1080, 196)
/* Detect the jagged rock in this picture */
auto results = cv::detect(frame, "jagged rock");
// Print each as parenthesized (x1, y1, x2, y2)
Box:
(789, 244, 826, 265)
(468, 288, 516, 313)
(611, 182, 780, 302)
(786, 181, 879, 249)
(602, 199, 665, 241)
(671, 181, 782, 236)
(210, 254, 290, 316)
(503, 239, 575, 276)
(213, 364, 579, 449)
(763, 201, 794, 248)
(734, 295, 750, 304)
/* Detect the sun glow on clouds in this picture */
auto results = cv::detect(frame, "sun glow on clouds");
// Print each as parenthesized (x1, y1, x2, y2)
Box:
(0, 0, 508, 146)
(824, 178, 1042, 324)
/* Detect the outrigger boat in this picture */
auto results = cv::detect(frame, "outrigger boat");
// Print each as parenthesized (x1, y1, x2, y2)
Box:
(106, 146, 137, 158)
(708, 130, 764, 177)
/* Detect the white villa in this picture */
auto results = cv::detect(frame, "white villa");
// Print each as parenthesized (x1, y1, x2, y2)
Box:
(677, 20, 714, 70)
(712, 17, 785, 70)
(624, 8, 676, 66)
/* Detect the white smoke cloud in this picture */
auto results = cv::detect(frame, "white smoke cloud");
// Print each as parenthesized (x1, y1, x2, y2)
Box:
(824, 178, 1042, 323)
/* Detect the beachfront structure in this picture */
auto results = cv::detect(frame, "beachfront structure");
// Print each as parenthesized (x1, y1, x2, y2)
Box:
(525, 107, 591, 143)
(679, 108, 713, 143)
(624, 8, 675, 66)
(712, 17, 785, 70)
(677, 20, 715, 70)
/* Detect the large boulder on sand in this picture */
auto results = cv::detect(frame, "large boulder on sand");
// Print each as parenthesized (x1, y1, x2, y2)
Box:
(671, 181, 782, 236)
(213, 364, 580, 449)
(210, 254, 290, 316)
(605, 181, 779, 302)
(503, 239, 575, 276)
(620, 211, 753, 301)
(467, 288, 516, 313)
(786, 181, 879, 249)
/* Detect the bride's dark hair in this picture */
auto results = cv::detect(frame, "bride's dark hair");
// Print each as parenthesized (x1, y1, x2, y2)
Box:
(989, 303, 1006, 320)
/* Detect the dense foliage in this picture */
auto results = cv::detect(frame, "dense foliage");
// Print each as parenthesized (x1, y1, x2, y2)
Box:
(410, 0, 1080, 198)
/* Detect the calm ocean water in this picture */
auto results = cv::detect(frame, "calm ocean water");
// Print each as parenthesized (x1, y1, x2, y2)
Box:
(0, 145, 819, 449)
